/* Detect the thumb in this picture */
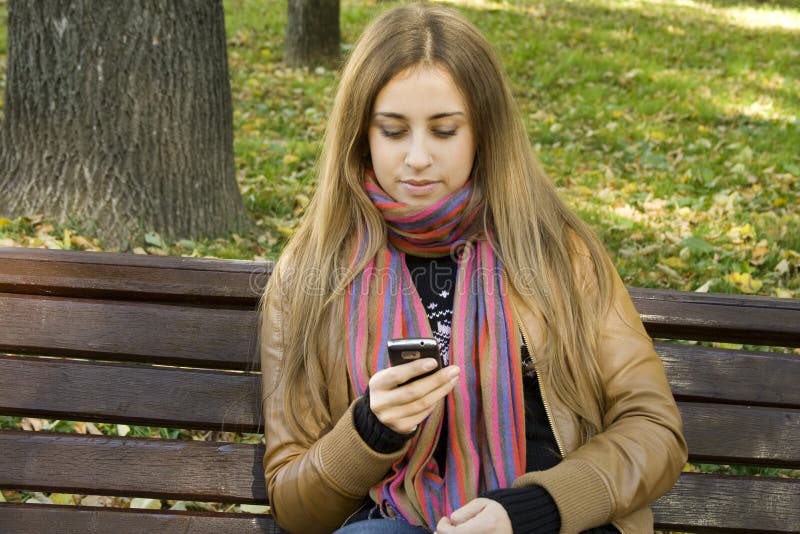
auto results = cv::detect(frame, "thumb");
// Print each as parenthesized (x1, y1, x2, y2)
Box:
(449, 498, 488, 525)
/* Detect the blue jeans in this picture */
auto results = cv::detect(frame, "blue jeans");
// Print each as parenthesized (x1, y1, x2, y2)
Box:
(333, 503, 430, 534)
(333, 519, 430, 534)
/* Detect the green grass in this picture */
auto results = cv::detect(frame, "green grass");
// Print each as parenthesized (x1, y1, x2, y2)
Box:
(2, 0, 797, 297)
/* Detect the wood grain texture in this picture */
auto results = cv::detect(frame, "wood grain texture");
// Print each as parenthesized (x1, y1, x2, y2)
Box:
(0, 248, 270, 304)
(3, 356, 799, 466)
(657, 342, 800, 408)
(0, 355, 262, 432)
(629, 287, 800, 347)
(653, 472, 800, 533)
(0, 430, 267, 503)
(0, 503, 283, 534)
(0, 293, 258, 368)
(2, 248, 799, 347)
(680, 403, 800, 467)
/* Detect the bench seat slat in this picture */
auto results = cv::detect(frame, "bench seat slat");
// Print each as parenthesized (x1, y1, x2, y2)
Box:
(0, 430, 266, 503)
(0, 355, 261, 432)
(0, 293, 257, 368)
(0, 251, 268, 305)
(0, 503, 281, 534)
(653, 472, 800, 533)
(657, 342, 800, 408)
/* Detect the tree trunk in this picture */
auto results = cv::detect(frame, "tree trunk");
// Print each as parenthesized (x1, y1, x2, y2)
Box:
(0, 0, 250, 249)
(285, 0, 340, 68)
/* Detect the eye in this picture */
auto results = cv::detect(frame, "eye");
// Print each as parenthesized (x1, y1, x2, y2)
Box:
(433, 129, 457, 138)
(380, 127, 406, 139)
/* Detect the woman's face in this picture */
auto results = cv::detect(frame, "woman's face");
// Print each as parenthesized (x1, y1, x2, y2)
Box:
(368, 65, 476, 208)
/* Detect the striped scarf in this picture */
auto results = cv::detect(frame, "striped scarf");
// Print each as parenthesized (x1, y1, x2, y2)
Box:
(345, 181, 526, 530)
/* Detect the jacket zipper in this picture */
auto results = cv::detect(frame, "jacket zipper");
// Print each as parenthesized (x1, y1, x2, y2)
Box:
(516, 318, 566, 458)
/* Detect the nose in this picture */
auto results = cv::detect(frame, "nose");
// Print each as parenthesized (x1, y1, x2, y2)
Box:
(404, 134, 432, 170)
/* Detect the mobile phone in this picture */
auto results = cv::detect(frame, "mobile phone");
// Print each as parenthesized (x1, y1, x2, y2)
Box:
(387, 337, 443, 383)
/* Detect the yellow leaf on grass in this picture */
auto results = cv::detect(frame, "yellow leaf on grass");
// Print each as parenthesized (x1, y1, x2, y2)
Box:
(0, 491, 6, 502)
(50, 493, 78, 505)
(63, 228, 72, 249)
(130, 498, 162, 510)
(35, 223, 54, 235)
(282, 154, 300, 165)
(81, 495, 115, 507)
(662, 256, 688, 270)
(21, 418, 47, 431)
(240, 504, 270, 514)
(750, 239, 770, 265)
(726, 272, 763, 294)
(726, 223, 756, 243)
(0, 218, 11, 228)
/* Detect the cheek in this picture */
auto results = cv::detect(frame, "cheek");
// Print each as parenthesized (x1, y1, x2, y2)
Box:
(455, 137, 476, 177)
(368, 136, 399, 172)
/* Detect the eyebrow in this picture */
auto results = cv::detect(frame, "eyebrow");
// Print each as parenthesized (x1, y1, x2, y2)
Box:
(373, 111, 466, 120)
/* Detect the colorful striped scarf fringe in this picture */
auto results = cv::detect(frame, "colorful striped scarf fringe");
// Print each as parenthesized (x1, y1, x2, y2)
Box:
(346, 181, 526, 530)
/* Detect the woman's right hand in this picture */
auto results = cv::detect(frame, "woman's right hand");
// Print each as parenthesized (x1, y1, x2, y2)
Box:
(368, 359, 461, 434)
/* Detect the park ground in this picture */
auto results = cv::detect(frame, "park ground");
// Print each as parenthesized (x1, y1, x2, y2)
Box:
(0, 0, 798, 298)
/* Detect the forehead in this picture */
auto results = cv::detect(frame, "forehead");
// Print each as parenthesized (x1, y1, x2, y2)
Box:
(372, 65, 468, 116)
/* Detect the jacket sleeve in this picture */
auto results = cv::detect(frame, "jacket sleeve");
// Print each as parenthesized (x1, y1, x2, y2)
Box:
(512, 256, 688, 533)
(260, 283, 409, 534)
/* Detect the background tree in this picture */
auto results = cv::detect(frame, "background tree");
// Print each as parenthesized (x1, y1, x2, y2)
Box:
(0, 0, 250, 249)
(285, 0, 340, 68)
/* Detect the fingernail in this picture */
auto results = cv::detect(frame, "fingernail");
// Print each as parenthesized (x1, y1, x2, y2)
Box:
(448, 366, 460, 377)
(424, 359, 438, 370)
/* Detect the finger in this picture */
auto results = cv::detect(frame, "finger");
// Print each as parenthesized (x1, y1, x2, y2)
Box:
(450, 500, 512, 534)
(435, 515, 454, 534)
(371, 358, 440, 390)
(449, 498, 489, 525)
(371, 365, 460, 410)
(375, 368, 459, 424)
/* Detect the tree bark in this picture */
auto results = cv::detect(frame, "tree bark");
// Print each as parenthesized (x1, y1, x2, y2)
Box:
(0, 0, 250, 249)
(285, 0, 340, 68)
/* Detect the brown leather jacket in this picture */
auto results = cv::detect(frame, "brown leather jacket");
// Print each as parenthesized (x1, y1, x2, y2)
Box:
(260, 255, 687, 534)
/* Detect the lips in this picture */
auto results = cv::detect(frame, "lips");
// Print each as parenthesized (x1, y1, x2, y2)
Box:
(400, 179, 440, 197)
(401, 179, 437, 186)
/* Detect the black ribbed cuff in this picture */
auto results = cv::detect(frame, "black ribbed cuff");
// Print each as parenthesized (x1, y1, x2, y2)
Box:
(353, 389, 415, 454)
(481, 486, 560, 534)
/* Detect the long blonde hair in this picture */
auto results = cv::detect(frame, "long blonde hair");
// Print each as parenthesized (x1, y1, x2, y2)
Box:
(264, 4, 614, 442)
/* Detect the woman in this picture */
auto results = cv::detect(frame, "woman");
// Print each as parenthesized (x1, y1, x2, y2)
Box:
(260, 4, 687, 533)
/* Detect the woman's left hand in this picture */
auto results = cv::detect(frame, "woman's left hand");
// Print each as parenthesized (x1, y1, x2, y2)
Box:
(435, 498, 512, 533)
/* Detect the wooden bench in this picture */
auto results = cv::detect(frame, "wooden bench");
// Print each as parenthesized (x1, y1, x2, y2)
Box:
(0, 247, 797, 533)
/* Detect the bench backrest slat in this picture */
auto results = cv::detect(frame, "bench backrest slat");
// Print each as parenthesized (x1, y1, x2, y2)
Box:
(656, 342, 800, 407)
(3, 355, 799, 468)
(0, 248, 268, 304)
(0, 293, 258, 369)
(0, 504, 280, 534)
(630, 287, 800, 347)
(653, 472, 800, 532)
(0, 430, 266, 504)
(680, 403, 800, 467)
(0, 355, 260, 432)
